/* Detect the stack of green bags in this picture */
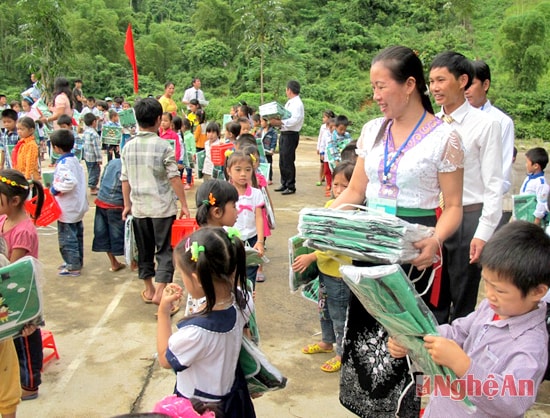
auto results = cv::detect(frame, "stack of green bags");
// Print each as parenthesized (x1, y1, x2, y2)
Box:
(298, 207, 432, 264)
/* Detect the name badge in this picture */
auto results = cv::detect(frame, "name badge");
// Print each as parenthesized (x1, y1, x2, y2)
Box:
(368, 197, 397, 215)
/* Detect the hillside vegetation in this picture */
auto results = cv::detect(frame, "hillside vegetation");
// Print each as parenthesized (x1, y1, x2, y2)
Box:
(0, 0, 548, 138)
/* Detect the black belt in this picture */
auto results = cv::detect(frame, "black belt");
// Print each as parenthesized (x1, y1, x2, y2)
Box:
(463, 203, 483, 213)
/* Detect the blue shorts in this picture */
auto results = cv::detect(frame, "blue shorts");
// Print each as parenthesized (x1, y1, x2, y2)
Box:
(92, 207, 124, 255)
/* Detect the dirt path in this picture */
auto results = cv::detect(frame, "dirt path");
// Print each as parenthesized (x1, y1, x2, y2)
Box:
(18, 138, 550, 417)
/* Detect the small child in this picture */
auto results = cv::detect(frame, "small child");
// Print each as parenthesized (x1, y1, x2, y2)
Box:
(292, 160, 355, 372)
(82, 113, 102, 195)
(56, 114, 77, 165)
(13, 117, 40, 181)
(201, 122, 222, 180)
(186, 179, 240, 315)
(260, 116, 277, 185)
(92, 157, 126, 272)
(316, 110, 334, 188)
(251, 114, 261, 137)
(195, 179, 239, 228)
(120, 98, 190, 306)
(326, 115, 352, 177)
(50, 129, 89, 276)
(226, 151, 264, 289)
(186, 99, 201, 133)
(104, 109, 121, 161)
(388, 221, 550, 417)
(241, 145, 272, 283)
(0, 109, 19, 169)
(156, 227, 255, 416)
(0, 169, 45, 402)
(224, 121, 241, 144)
(181, 118, 196, 190)
(238, 117, 251, 136)
(159, 112, 181, 164)
(193, 109, 207, 152)
(520, 147, 549, 226)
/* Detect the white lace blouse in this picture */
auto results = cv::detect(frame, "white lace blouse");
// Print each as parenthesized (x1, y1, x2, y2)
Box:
(356, 117, 464, 210)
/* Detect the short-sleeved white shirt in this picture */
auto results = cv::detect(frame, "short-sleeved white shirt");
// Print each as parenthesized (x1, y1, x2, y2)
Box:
(357, 117, 464, 210)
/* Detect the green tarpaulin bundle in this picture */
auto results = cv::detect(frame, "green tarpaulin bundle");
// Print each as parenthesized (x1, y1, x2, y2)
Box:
(0, 256, 45, 341)
(288, 235, 319, 293)
(340, 264, 475, 412)
(239, 336, 287, 396)
(298, 207, 433, 264)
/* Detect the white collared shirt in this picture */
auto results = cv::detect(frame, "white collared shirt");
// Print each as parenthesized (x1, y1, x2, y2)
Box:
(281, 95, 304, 132)
(437, 100, 503, 241)
(481, 100, 515, 194)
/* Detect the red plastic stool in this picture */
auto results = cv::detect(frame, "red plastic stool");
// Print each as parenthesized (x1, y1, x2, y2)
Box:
(41, 329, 60, 368)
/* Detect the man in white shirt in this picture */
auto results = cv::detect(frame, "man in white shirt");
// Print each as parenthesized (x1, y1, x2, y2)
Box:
(181, 78, 206, 110)
(465, 60, 515, 226)
(429, 51, 503, 323)
(270, 80, 304, 195)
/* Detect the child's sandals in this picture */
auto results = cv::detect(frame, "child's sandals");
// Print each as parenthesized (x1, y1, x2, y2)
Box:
(320, 357, 341, 373)
(301, 343, 334, 354)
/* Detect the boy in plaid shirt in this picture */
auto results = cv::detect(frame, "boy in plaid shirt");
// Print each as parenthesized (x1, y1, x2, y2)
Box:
(121, 98, 190, 309)
(82, 113, 102, 195)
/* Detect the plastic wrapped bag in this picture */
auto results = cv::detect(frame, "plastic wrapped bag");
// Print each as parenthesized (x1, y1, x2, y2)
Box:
(340, 264, 475, 412)
(298, 207, 433, 264)
(0, 256, 45, 341)
(288, 235, 318, 293)
(239, 336, 287, 396)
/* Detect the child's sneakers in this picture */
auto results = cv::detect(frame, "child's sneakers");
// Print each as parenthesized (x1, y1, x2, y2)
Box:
(58, 268, 81, 277)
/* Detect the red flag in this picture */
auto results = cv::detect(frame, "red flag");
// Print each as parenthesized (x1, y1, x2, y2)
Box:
(124, 24, 139, 94)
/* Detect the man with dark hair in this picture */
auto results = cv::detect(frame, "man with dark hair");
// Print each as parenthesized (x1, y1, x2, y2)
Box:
(429, 51, 503, 323)
(466, 60, 515, 226)
(181, 78, 206, 109)
(120, 98, 190, 310)
(271, 80, 304, 195)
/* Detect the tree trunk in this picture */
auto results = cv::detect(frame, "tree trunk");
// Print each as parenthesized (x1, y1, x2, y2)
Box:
(260, 51, 264, 104)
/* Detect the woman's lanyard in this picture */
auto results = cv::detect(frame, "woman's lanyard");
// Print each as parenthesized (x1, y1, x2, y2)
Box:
(383, 110, 426, 184)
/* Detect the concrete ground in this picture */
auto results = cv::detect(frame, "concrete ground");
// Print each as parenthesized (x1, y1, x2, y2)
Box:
(17, 138, 550, 417)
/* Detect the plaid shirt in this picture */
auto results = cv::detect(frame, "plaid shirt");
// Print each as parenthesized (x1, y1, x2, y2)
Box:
(1, 129, 19, 168)
(82, 126, 102, 162)
(120, 131, 180, 218)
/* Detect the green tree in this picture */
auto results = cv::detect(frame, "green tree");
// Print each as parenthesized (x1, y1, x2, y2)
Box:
(238, 0, 287, 103)
(15, 0, 72, 93)
(499, 10, 547, 91)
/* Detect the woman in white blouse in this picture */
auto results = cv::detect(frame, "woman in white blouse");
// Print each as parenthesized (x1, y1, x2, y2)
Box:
(331, 46, 465, 418)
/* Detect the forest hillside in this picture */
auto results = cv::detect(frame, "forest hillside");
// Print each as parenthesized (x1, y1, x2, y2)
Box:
(0, 0, 548, 138)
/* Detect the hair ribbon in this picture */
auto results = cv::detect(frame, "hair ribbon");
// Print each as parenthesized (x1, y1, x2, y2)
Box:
(226, 227, 241, 241)
(202, 192, 216, 207)
(0, 176, 29, 189)
(249, 154, 256, 163)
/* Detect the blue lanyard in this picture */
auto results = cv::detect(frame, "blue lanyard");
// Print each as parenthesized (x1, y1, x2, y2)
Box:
(522, 171, 545, 193)
(383, 111, 426, 183)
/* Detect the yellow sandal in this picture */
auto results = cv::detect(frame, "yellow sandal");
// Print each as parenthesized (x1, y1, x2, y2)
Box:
(320, 357, 341, 373)
(301, 343, 334, 354)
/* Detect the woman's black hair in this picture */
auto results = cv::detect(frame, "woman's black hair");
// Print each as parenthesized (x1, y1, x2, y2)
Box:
(173, 227, 249, 314)
(53, 77, 74, 109)
(372, 46, 434, 114)
(0, 169, 44, 221)
(195, 179, 239, 227)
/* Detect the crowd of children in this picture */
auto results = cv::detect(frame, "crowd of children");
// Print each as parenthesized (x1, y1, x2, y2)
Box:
(1, 77, 550, 418)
